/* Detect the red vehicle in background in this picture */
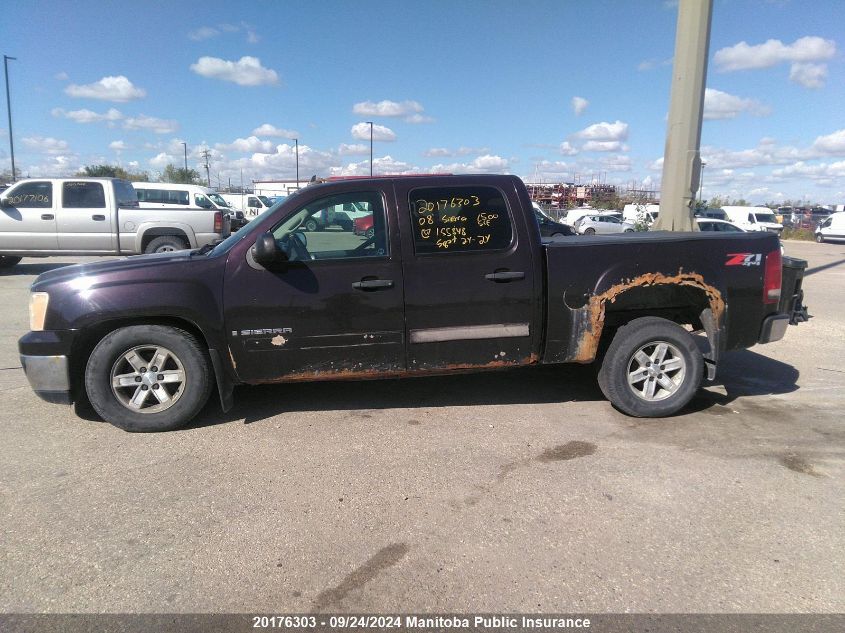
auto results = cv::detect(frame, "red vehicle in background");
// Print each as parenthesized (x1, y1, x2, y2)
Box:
(353, 213, 374, 238)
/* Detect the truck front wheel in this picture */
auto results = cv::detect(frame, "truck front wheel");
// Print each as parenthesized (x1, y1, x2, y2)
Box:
(85, 325, 212, 432)
(597, 317, 703, 417)
(0, 256, 22, 268)
(145, 236, 188, 254)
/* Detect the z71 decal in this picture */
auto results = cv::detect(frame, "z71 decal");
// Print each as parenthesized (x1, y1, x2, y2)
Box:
(725, 253, 762, 267)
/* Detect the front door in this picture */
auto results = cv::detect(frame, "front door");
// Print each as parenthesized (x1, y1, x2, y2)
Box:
(57, 181, 114, 251)
(394, 180, 539, 370)
(0, 180, 58, 251)
(224, 186, 405, 382)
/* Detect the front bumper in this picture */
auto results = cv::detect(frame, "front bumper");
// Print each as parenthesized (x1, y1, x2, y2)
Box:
(20, 354, 71, 404)
(19, 330, 78, 405)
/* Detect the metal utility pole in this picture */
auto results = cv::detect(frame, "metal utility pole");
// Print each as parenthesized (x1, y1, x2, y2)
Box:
(4, 55, 17, 182)
(367, 121, 373, 177)
(698, 161, 706, 206)
(654, 0, 713, 231)
(200, 148, 211, 186)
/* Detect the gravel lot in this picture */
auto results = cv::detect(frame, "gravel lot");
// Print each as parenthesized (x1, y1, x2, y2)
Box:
(0, 240, 842, 614)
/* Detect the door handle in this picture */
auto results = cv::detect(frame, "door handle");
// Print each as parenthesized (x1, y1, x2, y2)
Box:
(352, 279, 394, 290)
(41, 214, 54, 220)
(485, 271, 525, 282)
(92, 214, 106, 221)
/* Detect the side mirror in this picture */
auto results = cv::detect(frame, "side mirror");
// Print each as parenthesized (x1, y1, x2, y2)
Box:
(252, 232, 287, 267)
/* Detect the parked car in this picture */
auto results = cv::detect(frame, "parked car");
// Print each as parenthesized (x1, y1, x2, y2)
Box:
(18, 174, 807, 431)
(623, 203, 660, 226)
(353, 213, 374, 238)
(576, 214, 635, 235)
(532, 203, 573, 237)
(695, 218, 745, 233)
(815, 212, 845, 243)
(0, 178, 229, 266)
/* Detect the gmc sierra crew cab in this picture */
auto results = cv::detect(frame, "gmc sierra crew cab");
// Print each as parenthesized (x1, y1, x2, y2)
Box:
(18, 175, 808, 432)
(0, 177, 229, 267)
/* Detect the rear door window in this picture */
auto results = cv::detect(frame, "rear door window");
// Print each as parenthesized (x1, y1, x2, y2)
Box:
(62, 182, 105, 208)
(408, 186, 513, 254)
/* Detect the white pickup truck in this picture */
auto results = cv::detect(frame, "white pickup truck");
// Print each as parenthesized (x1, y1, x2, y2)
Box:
(0, 177, 230, 268)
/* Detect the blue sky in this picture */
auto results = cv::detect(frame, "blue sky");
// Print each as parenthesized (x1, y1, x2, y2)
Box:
(3, 0, 843, 204)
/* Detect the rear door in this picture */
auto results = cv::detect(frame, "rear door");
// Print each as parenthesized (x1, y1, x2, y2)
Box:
(57, 181, 114, 251)
(394, 179, 539, 370)
(0, 180, 58, 251)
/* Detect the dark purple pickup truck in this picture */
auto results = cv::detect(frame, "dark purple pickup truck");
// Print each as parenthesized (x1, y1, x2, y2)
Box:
(19, 175, 807, 432)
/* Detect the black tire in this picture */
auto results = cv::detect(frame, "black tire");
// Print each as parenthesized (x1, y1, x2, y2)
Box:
(597, 316, 703, 418)
(85, 325, 212, 432)
(0, 256, 22, 268)
(815, 233, 824, 243)
(551, 232, 563, 238)
(624, 228, 634, 233)
(365, 227, 375, 239)
(584, 227, 596, 235)
(304, 218, 319, 232)
(145, 235, 188, 254)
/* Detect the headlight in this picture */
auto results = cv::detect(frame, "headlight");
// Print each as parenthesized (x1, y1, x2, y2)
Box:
(29, 292, 49, 331)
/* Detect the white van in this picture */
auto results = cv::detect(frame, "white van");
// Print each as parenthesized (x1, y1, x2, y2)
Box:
(133, 182, 230, 212)
(721, 206, 783, 234)
(622, 203, 660, 226)
(219, 193, 274, 218)
(815, 212, 845, 243)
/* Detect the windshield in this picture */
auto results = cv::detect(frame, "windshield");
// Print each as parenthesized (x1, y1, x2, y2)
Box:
(207, 194, 294, 257)
(207, 193, 229, 208)
(258, 196, 272, 207)
(534, 207, 554, 221)
(754, 212, 777, 223)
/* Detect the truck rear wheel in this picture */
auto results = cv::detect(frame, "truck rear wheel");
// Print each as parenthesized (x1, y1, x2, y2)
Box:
(85, 325, 212, 432)
(304, 218, 319, 232)
(145, 236, 188, 254)
(597, 317, 703, 417)
(0, 256, 22, 268)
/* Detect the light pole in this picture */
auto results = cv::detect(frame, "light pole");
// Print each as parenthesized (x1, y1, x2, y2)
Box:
(181, 142, 188, 177)
(293, 138, 299, 188)
(367, 121, 373, 177)
(699, 161, 706, 207)
(4, 55, 17, 182)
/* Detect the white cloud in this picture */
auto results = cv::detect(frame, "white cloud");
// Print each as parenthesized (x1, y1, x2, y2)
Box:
(252, 123, 298, 138)
(714, 36, 835, 72)
(600, 154, 632, 172)
(637, 57, 673, 71)
(338, 143, 370, 156)
(54, 71, 69, 81)
(573, 120, 629, 142)
(789, 62, 828, 89)
(65, 75, 146, 102)
(123, 115, 179, 134)
(351, 122, 396, 142)
(423, 146, 489, 158)
(149, 152, 176, 169)
(215, 136, 275, 153)
(190, 56, 279, 86)
(430, 155, 510, 174)
(353, 100, 423, 117)
(583, 140, 627, 152)
(571, 96, 589, 116)
(404, 113, 435, 124)
(51, 107, 123, 124)
(812, 129, 845, 155)
(703, 88, 770, 120)
(559, 141, 578, 156)
(23, 136, 70, 155)
(109, 140, 128, 151)
(247, 30, 260, 44)
(188, 26, 219, 41)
